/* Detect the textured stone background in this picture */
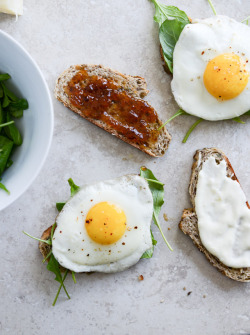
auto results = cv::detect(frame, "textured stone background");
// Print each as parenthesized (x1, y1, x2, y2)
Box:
(1, 0, 250, 334)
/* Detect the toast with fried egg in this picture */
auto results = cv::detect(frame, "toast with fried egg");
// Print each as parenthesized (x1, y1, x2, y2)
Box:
(55, 64, 171, 157)
(179, 148, 250, 282)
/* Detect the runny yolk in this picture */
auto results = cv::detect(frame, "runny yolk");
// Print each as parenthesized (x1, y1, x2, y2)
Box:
(203, 53, 249, 100)
(85, 202, 127, 245)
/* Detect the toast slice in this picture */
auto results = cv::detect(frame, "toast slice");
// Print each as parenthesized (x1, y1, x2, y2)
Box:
(179, 148, 250, 282)
(55, 64, 171, 157)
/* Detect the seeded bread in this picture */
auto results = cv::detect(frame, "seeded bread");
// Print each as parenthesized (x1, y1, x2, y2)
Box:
(55, 64, 171, 157)
(39, 226, 52, 260)
(179, 148, 250, 282)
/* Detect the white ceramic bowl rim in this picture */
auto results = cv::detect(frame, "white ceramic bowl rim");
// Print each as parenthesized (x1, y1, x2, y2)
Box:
(0, 29, 54, 211)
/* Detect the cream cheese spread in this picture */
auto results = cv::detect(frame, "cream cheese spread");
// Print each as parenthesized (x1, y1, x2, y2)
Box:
(195, 156, 250, 268)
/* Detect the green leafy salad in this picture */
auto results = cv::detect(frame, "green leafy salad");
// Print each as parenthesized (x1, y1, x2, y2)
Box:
(0, 73, 29, 193)
(151, 0, 250, 142)
(24, 168, 172, 306)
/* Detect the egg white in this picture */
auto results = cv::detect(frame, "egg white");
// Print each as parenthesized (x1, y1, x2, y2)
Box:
(171, 15, 250, 121)
(52, 175, 153, 273)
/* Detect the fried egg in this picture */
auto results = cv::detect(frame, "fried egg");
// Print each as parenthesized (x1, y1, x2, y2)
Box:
(171, 15, 250, 121)
(52, 175, 153, 273)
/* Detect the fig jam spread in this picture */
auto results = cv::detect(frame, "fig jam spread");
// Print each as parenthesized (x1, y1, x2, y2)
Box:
(64, 66, 160, 148)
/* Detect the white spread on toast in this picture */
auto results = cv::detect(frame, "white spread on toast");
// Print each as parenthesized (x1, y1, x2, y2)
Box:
(195, 156, 250, 268)
(0, 0, 23, 15)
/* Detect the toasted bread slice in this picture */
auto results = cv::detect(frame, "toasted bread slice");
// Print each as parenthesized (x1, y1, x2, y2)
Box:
(39, 226, 52, 260)
(179, 148, 250, 282)
(55, 64, 171, 157)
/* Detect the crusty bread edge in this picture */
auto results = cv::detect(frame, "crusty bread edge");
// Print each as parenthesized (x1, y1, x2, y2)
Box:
(179, 148, 250, 282)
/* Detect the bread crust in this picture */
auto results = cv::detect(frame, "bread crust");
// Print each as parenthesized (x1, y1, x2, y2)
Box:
(54, 64, 171, 157)
(179, 148, 250, 282)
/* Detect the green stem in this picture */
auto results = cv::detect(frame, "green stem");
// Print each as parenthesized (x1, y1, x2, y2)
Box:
(242, 16, 250, 24)
(158, 109, 186, 130)
(153, 211, 173, 251)
(50, 222, 56, 240)
(72, 271, 77, 284)
(207, 0, 217, 15)
(145, 178, 164, 186)
(52, 270, 70, 306)
(0, 121, 14, 128)
(182, 119, 203, 143)
(23, 231, 52, 245)
(42, 249, 52, 263)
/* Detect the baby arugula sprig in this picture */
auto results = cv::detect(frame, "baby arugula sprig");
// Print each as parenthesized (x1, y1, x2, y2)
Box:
(0, 73, 28, 193)
(151, 0, 250, 142)
(23, 169, 171, 305)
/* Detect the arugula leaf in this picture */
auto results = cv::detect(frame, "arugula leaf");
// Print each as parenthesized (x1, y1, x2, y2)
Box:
(0, 74, 11, 81)
(140, 167, 173, 252)
(0, 135, 14, 175)
(141, 230, 157, 259)
(4, 112, 22, 146)
(0, 182, 9, 194)
(151, 0, 189, 26)
(56, 202, 65, 211)
(233, 117, 245, 124)
(8, 98, 28, 114)
(159, 19, 187, 73)
(68, 178, 80, 196)
(47, 254, 70, 305)
(150, 0, 189, 73)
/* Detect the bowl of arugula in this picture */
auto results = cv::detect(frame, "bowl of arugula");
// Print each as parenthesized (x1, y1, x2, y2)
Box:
(0, 30, 53, 211)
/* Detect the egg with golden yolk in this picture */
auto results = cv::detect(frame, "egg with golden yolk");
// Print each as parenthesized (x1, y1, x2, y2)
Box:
(171, 15, 250, 121)
(52, 175, 153, 273)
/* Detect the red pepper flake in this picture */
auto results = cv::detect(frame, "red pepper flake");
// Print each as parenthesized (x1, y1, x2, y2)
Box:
(60, 231, 62, 233)
(122, 242, 125, 245)
(201, 51, 205, 55)
(110, 233, 113, 235)
(134, 226, 138, 229)
(138, 275, 144, 281)
(85, 220, 90, 224)
(90, 199, 93, 202)
(246, 60, 249, 63)
(187, 291, 192, 296)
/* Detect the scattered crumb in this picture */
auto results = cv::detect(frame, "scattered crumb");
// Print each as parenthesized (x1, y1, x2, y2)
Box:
(187, 291, 192, 296)
(203, 295, 206, 298)
(163, 213, 168, 222)
(138, 275, 144, 281)
(160, 299, 165, 303)
(183, 287, 186, 291)
(168, 228, 171, 231)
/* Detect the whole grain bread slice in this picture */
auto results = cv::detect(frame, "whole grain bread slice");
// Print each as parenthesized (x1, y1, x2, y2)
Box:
(179, 148, 250, 282)
(55, 64, 171, 157)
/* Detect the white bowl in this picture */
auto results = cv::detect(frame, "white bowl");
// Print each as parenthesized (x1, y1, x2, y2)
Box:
(0, 30, 54, 211)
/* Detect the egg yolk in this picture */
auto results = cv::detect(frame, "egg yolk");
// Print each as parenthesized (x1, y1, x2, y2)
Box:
(85, 202, 127, 245)
(203, 53, 249, 100)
